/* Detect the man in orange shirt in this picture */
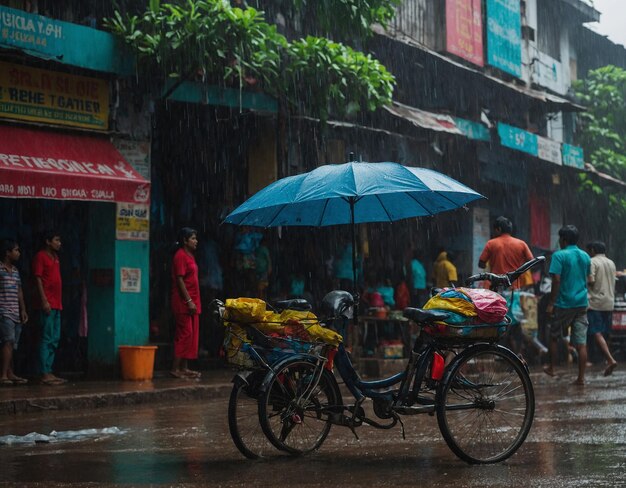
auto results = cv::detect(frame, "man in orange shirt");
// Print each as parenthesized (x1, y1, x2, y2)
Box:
(479, 216, 534, 288)
(479, 216, 544, 357)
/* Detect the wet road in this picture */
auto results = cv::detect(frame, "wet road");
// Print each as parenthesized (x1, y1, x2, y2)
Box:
(0, 368, 624, 487)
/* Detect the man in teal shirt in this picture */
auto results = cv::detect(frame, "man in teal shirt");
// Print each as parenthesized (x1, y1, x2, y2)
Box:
(544, 225, 591, 385)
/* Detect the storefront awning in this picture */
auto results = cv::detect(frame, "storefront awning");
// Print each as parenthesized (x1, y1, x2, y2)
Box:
(384, 102, 464, 135)
(0, 126, 150, 203)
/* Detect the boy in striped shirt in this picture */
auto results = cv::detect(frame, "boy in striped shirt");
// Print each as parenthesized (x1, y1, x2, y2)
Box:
(0, 238, 28, 385)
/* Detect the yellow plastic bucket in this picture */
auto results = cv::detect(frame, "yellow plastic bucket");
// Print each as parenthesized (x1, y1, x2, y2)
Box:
(118, 345, 158, 381)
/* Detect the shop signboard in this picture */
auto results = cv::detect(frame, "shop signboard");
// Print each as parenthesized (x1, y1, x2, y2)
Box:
(486, 0, 522, 78)
(453, 117, 491, 141)
(562, 143, 584, 169)
(0, 5, 133, 75)
(0, 61, 109, 130)
(537, 136, 562, 165)
(497, 123, 537, 156)
(446, 0, 484, 67)
(533, 52, 565, 95)
(120, 267, 141, 293)
(116, 203, 150, 241)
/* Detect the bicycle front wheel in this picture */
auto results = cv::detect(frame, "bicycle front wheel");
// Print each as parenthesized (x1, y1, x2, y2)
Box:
(436, 344, 535, 464)
(258, 360, 340, 455)
(228, 372, 280, 459)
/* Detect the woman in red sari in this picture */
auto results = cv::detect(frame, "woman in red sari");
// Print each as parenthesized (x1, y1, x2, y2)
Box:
(171, 227, 202, 378)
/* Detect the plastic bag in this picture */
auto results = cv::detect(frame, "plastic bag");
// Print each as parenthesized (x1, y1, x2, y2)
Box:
(224, 297, 267, 323)
(461, 288, 508, 324)
(424, 294, 478, 317)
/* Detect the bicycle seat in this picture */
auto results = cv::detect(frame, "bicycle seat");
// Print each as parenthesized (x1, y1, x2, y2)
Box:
(403, 307, 450, 323)
(272, 298, 312, 312)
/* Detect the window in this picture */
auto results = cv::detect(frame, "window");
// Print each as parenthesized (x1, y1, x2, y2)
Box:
(537, 2, 561, 60)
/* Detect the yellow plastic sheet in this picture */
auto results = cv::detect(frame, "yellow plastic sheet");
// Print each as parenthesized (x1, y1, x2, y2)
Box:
(223, 297, 343, 345)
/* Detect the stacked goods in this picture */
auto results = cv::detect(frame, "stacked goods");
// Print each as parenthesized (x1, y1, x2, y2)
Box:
(223, 298, 343, 367)
(422, 288, 510, 340)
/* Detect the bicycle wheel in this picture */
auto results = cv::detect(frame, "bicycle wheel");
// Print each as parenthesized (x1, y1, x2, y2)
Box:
(228, 372, 280, 459)
(258, 360, 341, 455)
(436, 344, 535, 464)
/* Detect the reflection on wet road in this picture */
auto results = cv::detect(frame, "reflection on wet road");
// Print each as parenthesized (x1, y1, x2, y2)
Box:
(0, 370, 624, 487)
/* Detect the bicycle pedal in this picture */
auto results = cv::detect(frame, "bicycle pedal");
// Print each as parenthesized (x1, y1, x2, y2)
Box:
(347, 404, 365, 418)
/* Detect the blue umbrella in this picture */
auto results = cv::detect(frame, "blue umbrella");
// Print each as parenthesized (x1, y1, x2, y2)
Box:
(225, 162, 484, 289)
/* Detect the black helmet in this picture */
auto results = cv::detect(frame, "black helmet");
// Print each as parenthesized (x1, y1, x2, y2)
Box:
(320, 290, 354, 319)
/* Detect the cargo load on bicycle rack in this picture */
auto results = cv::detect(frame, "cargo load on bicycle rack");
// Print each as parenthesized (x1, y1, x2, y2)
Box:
(422, 288, 510, 340)
(222, 298, 343, 367)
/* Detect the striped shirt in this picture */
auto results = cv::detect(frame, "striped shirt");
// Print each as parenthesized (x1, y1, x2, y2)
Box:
(0, 263, 21, 322)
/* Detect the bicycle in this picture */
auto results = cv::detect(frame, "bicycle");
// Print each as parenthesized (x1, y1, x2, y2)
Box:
(256, 256, 545, 464)
(212, 296, 338, 459)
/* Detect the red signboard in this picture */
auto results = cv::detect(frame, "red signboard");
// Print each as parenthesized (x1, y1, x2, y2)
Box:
(530, 194, 550, 250)
(446, 0, 484, 67)
(0, 126, 150, 204)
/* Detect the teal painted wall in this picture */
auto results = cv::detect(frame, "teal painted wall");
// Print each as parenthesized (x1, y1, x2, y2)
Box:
(114, 239, 150, 348)
(87, 203, 149, 368)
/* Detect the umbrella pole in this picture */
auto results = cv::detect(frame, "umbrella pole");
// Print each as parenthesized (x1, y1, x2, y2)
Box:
(350, 197, 357, 292)
(350, 197, 359, 329)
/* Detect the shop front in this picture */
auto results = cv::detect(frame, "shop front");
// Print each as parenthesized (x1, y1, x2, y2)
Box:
(0, 124, 151, 374)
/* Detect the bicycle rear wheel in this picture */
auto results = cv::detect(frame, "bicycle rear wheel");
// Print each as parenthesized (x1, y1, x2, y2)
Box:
(436, 344, 534, 464)
(228, 372, 280, 459)
(258, 360, 340, 455)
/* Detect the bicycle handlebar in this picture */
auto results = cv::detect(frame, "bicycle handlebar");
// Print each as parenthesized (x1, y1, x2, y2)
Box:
(465, 256, 546, 288)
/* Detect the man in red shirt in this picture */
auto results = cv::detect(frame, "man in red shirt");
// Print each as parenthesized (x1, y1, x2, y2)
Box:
(32, 231, 66, 385)
(479, 216, 534, 289)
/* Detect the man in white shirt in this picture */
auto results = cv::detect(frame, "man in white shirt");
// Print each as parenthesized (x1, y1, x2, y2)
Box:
(587, 241, 618, 376)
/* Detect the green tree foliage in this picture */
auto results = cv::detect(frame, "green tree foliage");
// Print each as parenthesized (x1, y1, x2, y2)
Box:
(105, 0, 396, 119)
(573, 65, 626, 230)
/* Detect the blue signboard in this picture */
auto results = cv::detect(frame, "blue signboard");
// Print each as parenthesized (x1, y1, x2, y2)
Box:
(0, 6, 133, 75)
(453, 117, 491, 141)
(497, 123, 538, 155)
(562, 143, 584, 169)
(486, 0, 522, 78)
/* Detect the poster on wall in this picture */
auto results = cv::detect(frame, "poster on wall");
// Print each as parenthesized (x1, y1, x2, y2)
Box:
(472, 207, 491, 275)
(120, 267, 141, 293)
(113, 138, 151, 181)
(486, 0, 522, 78)
(446, 0, 484, 66)
(0, 61, 109, 130)
(116, 203, 149, 241)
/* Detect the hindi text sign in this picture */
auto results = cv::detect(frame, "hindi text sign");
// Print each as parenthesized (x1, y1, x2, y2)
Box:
(116, 203, 149, 241)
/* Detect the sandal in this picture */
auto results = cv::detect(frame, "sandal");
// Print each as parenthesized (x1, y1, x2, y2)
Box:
(41, 378, 66, 385)
(0, 378, 14, 386)
(183, 369, 201, 378)
(169, 371, 187, 379)
(9, 376, 28, 384)
(604, 362, 617, 377)
(543, 366, 557, 377)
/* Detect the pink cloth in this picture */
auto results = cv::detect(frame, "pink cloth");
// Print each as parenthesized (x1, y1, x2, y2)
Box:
(460, 288, 508, 324)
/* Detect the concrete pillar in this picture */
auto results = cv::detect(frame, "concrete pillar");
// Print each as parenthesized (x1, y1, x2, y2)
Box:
(87, 203, 149, 370)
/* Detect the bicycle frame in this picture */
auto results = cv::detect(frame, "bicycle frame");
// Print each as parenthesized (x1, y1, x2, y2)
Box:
(334, 332, 450, 418)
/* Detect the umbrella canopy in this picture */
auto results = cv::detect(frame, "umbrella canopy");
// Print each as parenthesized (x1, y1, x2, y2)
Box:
(224, 162, 484, 227)
(225, 162, 484, 294)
